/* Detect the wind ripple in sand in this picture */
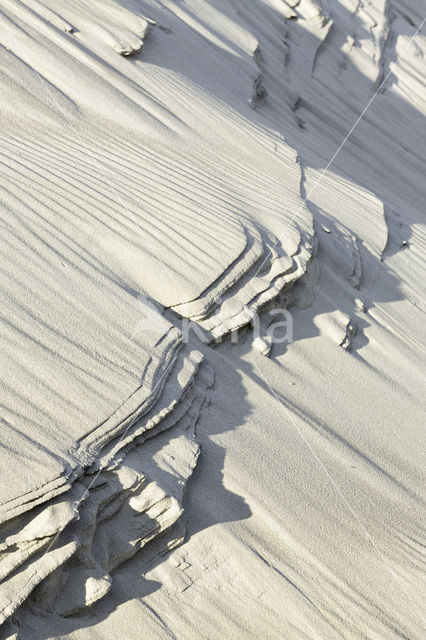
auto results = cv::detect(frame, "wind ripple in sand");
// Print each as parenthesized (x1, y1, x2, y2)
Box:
(0, 0, 425, 637)
(0, 0, 312, 624)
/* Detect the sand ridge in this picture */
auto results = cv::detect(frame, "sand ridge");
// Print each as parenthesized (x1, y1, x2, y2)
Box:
(0, 0, 425, 638)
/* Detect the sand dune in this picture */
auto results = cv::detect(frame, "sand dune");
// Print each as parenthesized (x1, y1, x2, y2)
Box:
(0, 0, 424, 638)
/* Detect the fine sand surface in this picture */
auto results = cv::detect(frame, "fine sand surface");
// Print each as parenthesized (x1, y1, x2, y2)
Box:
(0, 1, 425, 639)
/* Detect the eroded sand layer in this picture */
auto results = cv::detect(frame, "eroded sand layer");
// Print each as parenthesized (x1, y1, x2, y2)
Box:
(0, 0, 425, 638)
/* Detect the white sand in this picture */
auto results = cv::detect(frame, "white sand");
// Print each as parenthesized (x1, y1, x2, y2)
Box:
(0, 0, 425, 638)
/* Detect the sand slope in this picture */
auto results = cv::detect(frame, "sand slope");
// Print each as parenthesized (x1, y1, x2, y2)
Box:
(0, 0, 425, 638)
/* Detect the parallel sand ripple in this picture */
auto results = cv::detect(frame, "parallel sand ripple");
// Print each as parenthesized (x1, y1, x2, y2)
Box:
(0, 358, 213, 623)
(0, 347, 212, 623)
(0, 0, 313, 625)
(3, 0, 423, 635)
